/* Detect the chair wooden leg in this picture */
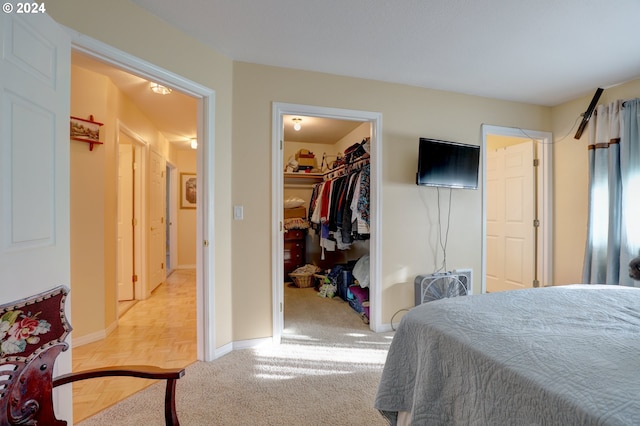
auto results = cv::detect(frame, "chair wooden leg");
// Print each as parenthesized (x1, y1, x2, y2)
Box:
(164, 378, 179, 426)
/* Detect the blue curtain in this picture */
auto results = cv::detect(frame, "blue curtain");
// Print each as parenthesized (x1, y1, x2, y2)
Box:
(583, 99, 640, 286)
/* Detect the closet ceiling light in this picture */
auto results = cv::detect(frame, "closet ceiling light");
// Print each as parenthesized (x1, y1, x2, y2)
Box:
(190, 139, 198, 149)
(149, 82, 172, 95)
(292, 117, 302, 131)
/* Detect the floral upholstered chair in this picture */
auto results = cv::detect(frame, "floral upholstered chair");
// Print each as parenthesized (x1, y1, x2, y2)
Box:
(0, 286, 185, 425)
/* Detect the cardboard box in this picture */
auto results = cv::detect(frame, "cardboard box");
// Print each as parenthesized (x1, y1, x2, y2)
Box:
(295, 149, 314, 159)
(296, 158, 316, 168)
(284, 206, 306, 219)
(295, 149, 315, 168)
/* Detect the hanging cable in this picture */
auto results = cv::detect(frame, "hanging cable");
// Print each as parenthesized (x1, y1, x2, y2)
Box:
(435, 187, 453, 273)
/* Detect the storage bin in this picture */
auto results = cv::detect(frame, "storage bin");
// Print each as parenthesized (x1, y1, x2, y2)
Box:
(337, 270, 353, 301)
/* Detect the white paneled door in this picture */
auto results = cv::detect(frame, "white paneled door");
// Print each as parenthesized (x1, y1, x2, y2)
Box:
(149, 149, 166, 292)
(0, 10, 72, 421)
(118, 141, 135, 301)
(486, 141, 535, 292)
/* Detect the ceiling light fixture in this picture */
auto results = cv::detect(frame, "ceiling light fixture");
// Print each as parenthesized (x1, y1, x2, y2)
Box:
(292, 117, 302, 131)
(149, 82, 172, 95)
(190, 138, 198, 149)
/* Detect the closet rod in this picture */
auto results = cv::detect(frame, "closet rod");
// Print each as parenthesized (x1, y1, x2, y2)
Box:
(323, 155, 369, 180)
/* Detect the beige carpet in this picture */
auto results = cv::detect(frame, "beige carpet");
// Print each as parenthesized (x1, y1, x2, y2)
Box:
(79, 283, 395, 425)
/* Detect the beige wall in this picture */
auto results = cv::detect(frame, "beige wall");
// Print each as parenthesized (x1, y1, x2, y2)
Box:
(70, 63, 176, 339)
(177, 150, 197, 267)
(70, 66, 111, 338)
(336, 122, 371, 154)
(48, 0, 234, 347)
(551, 79, 640, 286)
(232, 62, 551, 339)
(52, 0, 640, 347)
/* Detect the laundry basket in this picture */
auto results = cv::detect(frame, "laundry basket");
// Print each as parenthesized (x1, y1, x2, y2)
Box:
(289, 273, 315, 288)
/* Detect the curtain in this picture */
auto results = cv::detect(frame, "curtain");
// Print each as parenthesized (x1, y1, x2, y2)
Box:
(583, 99, 640, 285)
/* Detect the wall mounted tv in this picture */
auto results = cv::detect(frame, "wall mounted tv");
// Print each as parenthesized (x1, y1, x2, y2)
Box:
(416, 138, 480, 189)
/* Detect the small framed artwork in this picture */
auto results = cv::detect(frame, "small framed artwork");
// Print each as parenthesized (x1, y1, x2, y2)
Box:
(70, 115, 104, 151)
(180, 173, 197, 209)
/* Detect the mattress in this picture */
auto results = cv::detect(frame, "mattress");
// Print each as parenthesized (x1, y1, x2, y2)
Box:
(374, 285, 640, 425)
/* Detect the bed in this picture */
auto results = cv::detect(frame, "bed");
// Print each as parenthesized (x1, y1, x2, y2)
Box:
(374, 285, 640, 425)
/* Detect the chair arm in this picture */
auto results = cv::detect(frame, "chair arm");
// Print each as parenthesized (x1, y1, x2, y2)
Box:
(53, 365, 185, 386)
(53, 365, 185, 426)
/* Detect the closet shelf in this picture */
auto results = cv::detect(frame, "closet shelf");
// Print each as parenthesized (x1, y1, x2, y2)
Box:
(284, 172, 324, 183)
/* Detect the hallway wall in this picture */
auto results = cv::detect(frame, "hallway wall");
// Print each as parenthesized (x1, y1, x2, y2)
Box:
(71, 64, 171, 341)
(176, 149, 197, 267)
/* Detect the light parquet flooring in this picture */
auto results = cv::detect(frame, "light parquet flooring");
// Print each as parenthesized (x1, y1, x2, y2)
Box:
(72, 269, 197, 423)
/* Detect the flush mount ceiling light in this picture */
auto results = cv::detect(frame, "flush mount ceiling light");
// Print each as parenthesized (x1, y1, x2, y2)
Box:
(292, 117, 302, 131)
(149, 82, 172, 95)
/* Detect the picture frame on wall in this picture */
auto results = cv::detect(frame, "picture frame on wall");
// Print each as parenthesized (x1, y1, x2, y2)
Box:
(70, 115, 104, 151)
(180, 173, 197, 209)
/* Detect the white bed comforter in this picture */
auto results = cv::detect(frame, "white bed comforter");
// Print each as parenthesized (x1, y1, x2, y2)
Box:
(374, 285, 640, 425)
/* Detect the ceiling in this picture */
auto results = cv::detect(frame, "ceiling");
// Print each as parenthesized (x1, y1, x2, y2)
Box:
(72, 54, 358, 147)
(283, 115, 363, 144)
(72, 51, 199, 150)
(74, 1, 640, 146)
(130, 0, 640, 107)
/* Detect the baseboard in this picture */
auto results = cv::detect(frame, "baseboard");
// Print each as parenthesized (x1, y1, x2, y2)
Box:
(175, 264, 196, 270)
(213, 342, 233, 359)
(232, 337, 274, 351)
(72, 319, 118, 348)
(376, 323, 395, 333)
(210, 337, 273, 360)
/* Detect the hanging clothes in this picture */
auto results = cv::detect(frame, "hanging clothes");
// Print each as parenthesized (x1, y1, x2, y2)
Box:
(308, 160, 370, 258)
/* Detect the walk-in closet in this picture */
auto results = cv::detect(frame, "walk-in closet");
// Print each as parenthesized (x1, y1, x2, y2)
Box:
(283, 115, 372, 325)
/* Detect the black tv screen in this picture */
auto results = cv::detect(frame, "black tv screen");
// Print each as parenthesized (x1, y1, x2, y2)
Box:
(416, 138, 480, 189)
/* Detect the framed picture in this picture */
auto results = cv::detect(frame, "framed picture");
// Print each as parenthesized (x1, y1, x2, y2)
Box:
(180, 173, 197, 209)
(70, 116, 103, 144)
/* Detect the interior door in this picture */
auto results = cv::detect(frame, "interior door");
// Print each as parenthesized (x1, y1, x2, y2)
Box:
(118, 139, 134, 300)
(0, 10, 72, 421)
(149, 149, 166, 291)
(486, 141, 535, 292)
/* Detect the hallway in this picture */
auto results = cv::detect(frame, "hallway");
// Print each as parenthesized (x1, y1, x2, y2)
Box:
(72, 269, 197, 422)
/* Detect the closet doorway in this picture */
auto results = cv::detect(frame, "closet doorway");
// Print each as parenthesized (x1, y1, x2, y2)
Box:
(272, 103, 383, 343)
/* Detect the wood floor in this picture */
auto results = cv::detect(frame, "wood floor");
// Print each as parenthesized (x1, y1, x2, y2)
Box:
(71, 269, 197, 423)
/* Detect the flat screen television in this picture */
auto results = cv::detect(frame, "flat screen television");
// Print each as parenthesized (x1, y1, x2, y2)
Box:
(416, 138, 480, 189)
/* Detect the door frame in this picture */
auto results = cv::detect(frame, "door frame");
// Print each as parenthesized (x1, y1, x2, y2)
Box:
(67, 27, 218, 361)
(271, 102, 383, 342)
(481, 125, 553, 293)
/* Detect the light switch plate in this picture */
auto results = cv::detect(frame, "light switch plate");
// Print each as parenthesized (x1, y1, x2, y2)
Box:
(233, 205, 243, 220)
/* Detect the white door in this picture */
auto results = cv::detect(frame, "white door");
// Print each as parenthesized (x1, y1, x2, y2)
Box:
(118, 140, 134, 300)
(0, 10, 72, 421)
(486, 141, 535, 292)
(165, 164, 174, 274)
(149, 149, 166, 291)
